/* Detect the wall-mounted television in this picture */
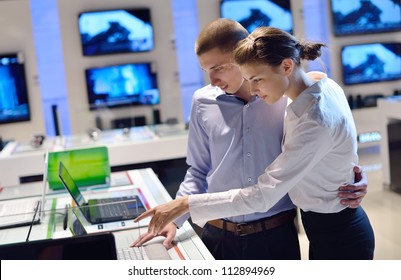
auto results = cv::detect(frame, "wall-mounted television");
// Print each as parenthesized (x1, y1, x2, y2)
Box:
(220, 0, 293, 33)
(78, 8, 154, 56)
(85, 62, 160, 110)
(330, 0, 401, 36)
(341, 42, 401, 85)
(0, 53, 30, 125)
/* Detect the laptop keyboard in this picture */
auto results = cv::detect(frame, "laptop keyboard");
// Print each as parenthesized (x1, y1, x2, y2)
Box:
(98, 196, 135, 204)
(99, 202, 129, 217)
(0, 200, 37, 223)
(98, 196, 139, 218)
(113, 231, 172, 260)
(0, 201, 36, 214)
(117, 246, 149, 260)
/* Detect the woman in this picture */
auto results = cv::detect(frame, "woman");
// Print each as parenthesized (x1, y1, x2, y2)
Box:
(135, 27, 375, 260)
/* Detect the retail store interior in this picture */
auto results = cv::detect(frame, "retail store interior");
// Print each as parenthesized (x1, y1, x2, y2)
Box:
(1, 0, 401, 260)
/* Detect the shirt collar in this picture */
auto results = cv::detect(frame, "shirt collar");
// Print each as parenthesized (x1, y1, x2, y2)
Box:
(214, 85, 260, 104)
(288, 74, 328, 118)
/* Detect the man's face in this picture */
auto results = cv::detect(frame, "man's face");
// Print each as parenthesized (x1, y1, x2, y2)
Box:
(198, 48, 244, 94)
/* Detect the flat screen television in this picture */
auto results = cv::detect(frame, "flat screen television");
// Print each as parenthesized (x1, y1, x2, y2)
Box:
(341, 42, 401, 85)
(330, 0, 401, 36)
(78, 8, 154, 56)
(85, 62, 160, 110)
(220, 0, 293, 33)
(0, 53, 30, 125)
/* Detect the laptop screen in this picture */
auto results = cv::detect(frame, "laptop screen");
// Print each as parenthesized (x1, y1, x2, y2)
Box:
(0, 232, 117, 260)
(58, 161, 86, 207)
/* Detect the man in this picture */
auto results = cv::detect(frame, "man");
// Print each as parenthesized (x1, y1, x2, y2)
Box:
(133, 18, 367, 260)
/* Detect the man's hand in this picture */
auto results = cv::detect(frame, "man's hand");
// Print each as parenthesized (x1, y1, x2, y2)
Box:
(131, 222, 177, 249)
(134, 196, 189, 235)
(338, 165, 368, 208)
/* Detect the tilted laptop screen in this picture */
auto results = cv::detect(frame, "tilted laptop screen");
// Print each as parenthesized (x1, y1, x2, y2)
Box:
(58, 161, 86, 207)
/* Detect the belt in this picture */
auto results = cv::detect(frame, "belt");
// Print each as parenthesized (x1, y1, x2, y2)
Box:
(207, 209, 296, 236)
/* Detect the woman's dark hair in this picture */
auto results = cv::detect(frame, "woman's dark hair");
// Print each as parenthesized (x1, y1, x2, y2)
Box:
(234, 26, 326, 67)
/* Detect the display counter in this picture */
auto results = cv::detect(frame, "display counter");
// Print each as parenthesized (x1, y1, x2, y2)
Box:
(0, 124, 188, 187)
(0, 168, 213, 260)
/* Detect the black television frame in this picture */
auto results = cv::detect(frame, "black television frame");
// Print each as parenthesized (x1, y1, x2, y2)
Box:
(78, 7, 155, 56)
(84, 61, 160, 111)
(329, 0, 401, 37)
(340, 42, 401, 86)
(0, 52, 31, 125)
(219, 0, 293, 34)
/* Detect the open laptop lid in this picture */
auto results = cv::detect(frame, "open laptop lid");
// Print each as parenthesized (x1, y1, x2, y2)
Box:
(59, 161, 146, 225)
(0, 232, 117, 260)
(58, 161, 87, 208)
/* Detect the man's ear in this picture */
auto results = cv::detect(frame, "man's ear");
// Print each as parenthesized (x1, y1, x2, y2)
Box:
(281, 58, 294, 76)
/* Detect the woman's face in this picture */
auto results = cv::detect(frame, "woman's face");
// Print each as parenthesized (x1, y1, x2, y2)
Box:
(240, 62, 289, 105)
(198, 48, 244, 94)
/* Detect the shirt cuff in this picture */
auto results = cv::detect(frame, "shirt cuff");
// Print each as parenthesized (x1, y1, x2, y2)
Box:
(173, 212, 190, 228)
(188, 192, 235, 227)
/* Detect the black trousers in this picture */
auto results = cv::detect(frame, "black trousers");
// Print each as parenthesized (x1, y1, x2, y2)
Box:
(301, 207, 375, 260)
(200, 210, 301, 260)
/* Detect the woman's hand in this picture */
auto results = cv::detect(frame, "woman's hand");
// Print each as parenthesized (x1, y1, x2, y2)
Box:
(134, 196, 189, 235)
(131, 222, 177, 249)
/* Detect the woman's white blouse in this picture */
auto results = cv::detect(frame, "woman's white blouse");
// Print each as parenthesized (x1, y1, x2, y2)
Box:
(189, 73, 358, 227)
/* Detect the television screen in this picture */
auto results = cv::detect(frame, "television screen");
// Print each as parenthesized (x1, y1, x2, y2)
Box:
(330, 0, 401, 36)
(341, 42, 401, 85)
(220, 0, 293, 33)
(0, 53, 30, 125)
(78, 8, 154, 56)
(85, 62, 160, 110)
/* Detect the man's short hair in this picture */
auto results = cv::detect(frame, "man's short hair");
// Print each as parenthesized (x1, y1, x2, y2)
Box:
(195, 18, 249, 56)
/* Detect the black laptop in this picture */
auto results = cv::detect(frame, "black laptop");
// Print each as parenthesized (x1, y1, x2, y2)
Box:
(0, 230, 172, 260)
(58, 161, 146, 224)
(0, 232, 118, 260)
